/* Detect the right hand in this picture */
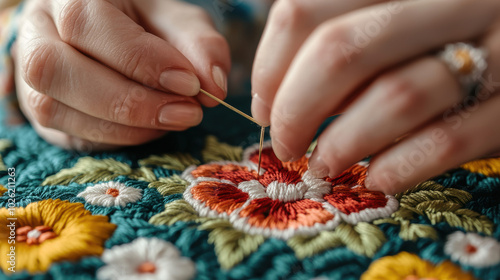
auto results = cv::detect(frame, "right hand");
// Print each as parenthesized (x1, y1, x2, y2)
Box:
(13, 0, 230, 151)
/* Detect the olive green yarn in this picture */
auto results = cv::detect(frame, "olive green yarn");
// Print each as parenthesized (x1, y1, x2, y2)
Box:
(198, 219, 266, 270)
(149, 199, 209, 225)
(148, 175, 189, 196)
(202, 136, 243, 162)
(418, 201, 493, 235)
(139, 153, 200, 170)
(288, 222, 386, 259)
(375, 181, 493, 240)
(0, 139, 12, 151)
(0, 139, 11, 171)
(42, 157, 157, 185)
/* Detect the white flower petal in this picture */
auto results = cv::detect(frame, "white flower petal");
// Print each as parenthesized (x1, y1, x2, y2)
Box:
(97, 237, 196, 280)
(445, 231, 500, 268)
(77, 181, 142, 207)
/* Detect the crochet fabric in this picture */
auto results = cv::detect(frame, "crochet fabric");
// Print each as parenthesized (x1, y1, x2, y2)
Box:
(0, 96, 499, 280)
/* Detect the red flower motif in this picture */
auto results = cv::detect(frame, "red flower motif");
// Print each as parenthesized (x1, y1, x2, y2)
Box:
(182, 142, 398, 239)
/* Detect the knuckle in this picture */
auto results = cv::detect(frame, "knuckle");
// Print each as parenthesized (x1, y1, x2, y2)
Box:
(109, 91, 138, 125)
(435, 135, 465, 165)
(21, 41, 58, 92)
(311, 23, 352, 74)
(58, 0, 89, 43)
(377, 74, 427, 117)
(196, 33, 229, 51)
(28, 91, 55, 128)
(184, 5, 212, 23)
(269, 0, 308, 30)
(119, 34, 152, 79)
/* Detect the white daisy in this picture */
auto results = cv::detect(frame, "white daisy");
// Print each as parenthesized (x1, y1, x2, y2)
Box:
(97, 237, 196, 280)
(77, 181, 142, 207)
(444, 231, 500, 268)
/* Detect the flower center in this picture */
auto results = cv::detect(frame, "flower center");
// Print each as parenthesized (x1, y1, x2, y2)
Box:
(27, 229, 42, 239)
(455, 49, 474, 74)
(16, 225, 57, 245)
(137, 261, 156, 274)
(465, 244, 477, 254)
(265, 181, 308, 202)
(106, 188, 120, 197)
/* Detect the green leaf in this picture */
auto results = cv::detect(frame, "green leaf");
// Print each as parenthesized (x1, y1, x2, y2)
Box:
(202, 136, 243, 162)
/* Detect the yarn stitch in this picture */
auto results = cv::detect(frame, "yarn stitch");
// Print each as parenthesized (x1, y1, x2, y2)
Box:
(97, 237, 196, 280)
(182, 141, 399, 239)
(0, 199, 116, 273)
(77, 181, 143, 207)
(444, 231, 500, 268)
(360, 252, 476, 280)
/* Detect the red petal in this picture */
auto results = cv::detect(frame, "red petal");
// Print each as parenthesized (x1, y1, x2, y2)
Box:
(248, 147, 282, 171)
(239, 198, 334, 230)
(190, 163, 257, 184)
(324, 185, 388, 215)
(326, 164, 367, 186)
(258, 169, 303, 186)
(191, 181, 249, 214)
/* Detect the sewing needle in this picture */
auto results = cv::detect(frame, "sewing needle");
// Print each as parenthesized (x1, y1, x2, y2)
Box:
(200, 89, 264, 126)
(199, 89, 267, 177)
(257, 126, 265, 177)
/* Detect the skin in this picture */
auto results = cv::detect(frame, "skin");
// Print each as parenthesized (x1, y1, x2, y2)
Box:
(14, 0, 230, 151)
(251, 0, 500, 194)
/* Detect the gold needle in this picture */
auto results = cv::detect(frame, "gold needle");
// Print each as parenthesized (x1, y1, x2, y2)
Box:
(257, 126, 265, 177)
(199, 89, 265, 127)
(199, 89, 267, 178)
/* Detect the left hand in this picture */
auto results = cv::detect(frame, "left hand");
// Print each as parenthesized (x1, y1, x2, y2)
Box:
(251, 0, 500, 194)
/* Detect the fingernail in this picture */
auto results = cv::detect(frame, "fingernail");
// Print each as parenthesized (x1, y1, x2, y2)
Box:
(271, 136, 294, 162)
(308, 154, 330, 178)
(159, 70, 200, 96)
(158, 103, 202, 126)
(251, 92, 271, 126)
(212, 65, 227, 92)
(364, 172, 376, 190)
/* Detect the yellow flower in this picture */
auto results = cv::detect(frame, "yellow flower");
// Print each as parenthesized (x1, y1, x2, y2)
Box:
(361, 252, 476, 280)
(0, 184, 7, 195)
(0, 199, 116, 273)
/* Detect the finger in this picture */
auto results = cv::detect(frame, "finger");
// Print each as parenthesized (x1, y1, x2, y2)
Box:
(270, 0, 499, 161)
(48, 0, 200, 96)
(252, 0, 386, 125)
(17, 9, 203, 129)
(366, 28, 500, 195)
(30, 122, 121, 152)
(308, 57, 462, 178)
(17, 86, 171, 146)
(365, 92, 500, 195)
(135, 0, 231, 107)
